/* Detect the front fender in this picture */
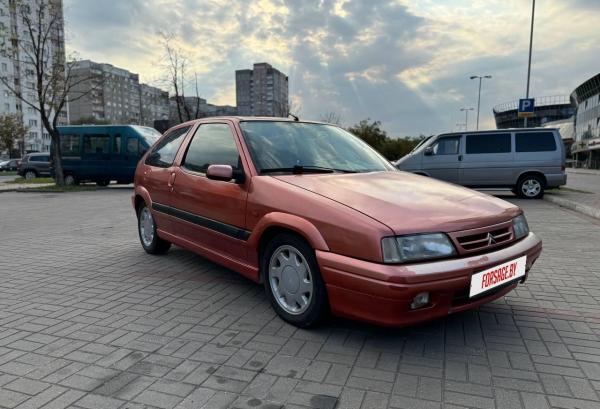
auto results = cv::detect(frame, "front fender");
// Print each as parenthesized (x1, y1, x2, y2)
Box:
(247, 212, 330, 252)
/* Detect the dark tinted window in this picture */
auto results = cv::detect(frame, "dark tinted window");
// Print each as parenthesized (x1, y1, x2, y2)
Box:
(146, 126, 190, 167)
(433, 137, 460, 155)
(126, 137, 139, 154)
(516, 132, 557, 152)
(466, 133, 511, 154)
(113, 134, 122, 154)
(183, 124, 240, 173)
(30, 155, 49, 162)
(83, 134, 110, 154)
(60, 134, 80, 156)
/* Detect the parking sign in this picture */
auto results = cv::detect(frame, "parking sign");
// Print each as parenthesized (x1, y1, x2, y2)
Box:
(518, 98, 535, 118)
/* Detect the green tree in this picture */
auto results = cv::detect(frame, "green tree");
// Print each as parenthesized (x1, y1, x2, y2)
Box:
(347, 119, 423, 161)
(0, 114, 28, 158)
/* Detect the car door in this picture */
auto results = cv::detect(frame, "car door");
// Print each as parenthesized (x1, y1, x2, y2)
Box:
(170, 122, 249, 262)
(421, 135, 461, 183)
(82, 132, 110, 179)
(460, 132, 514, 186)
(143, 125, 192, 232)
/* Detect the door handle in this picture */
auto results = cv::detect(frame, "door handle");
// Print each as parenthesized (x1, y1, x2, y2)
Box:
(168, 172, 176, 187)
(458, 155, 463, 161)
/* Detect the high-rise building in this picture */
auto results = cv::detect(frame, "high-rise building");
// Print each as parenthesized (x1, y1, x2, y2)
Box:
(0, 0, 67, 153)
(68, 60, 169, 127)
(140, 84, 169, 127)
(236, 63, 288, 117)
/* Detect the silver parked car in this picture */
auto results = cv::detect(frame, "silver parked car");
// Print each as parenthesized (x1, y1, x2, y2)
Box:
(395, 128, 566, 199)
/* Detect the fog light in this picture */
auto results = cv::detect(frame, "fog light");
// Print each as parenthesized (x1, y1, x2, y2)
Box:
(410, 292, 430, 310)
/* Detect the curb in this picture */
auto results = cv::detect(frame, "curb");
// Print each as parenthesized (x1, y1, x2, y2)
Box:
(544, 195, 600, 220)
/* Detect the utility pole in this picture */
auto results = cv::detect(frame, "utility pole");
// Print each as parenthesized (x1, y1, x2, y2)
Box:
(460, 108, 474, 132)
(470, 75, 492, 130)
(524, 0, 535, 127)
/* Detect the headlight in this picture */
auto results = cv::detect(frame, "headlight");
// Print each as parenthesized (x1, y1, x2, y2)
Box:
(381, 233, 456, 263)
(512, 214, 529, 239)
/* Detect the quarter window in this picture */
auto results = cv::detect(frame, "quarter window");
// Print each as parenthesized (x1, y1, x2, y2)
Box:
(83, 134, 110, 154)
(466, 133, 511, 154)
(182, 123, 240, 173)
(433, 137, 460, 155)
(145, 126, 191, 168)
(515, 132, 557, 152)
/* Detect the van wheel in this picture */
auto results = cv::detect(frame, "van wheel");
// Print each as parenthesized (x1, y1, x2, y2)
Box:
(516, 175, 544, 199)
(137, 203, 171, 254)
(262, 233, 328, 328)
(24, 170, 37, 180)
(96, 179, 110, 187)
(64, 174, 79, 186)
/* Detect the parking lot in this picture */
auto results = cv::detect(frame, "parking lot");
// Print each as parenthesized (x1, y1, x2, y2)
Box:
(1, 190, 600, 409)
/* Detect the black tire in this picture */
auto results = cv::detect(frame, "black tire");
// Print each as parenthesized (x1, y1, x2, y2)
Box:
(24, 170, 38, 180)
(137, 203, 171, 255)
(516, 174, 545, 199)
(96, 179, 110, 187)
(64, 174, 79, 186)
(262, 233, 328, 327)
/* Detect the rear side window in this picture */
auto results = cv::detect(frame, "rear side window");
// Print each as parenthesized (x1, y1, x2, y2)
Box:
(60, 134, 80, 156)
(466, 133, 511, 154)
(182, 123, 240, 173)
(516, 132, 557, 152)
(146, 126, 191, 168)
(84, 134, 110, 154)
(30, 155, 49, 162)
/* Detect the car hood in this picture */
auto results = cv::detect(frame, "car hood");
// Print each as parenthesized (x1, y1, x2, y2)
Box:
(273, 171, 520, 234)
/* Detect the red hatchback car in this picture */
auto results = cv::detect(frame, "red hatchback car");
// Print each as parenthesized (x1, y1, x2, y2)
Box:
(133, 117, 542, 327)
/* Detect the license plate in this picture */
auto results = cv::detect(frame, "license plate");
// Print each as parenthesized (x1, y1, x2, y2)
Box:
(470, 255, 527, 298)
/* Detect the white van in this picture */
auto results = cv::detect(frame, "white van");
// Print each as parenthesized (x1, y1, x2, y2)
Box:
(395, 128, 567, 199)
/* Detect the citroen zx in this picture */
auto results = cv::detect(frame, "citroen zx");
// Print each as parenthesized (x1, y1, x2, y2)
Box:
(133, 118, 542, 327)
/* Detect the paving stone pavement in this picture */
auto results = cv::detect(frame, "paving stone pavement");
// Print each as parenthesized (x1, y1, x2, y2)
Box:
(1, 190, 600, 409)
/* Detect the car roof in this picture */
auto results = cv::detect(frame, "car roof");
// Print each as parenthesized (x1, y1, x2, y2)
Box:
(439, 128, 558, 137)
(177, 116, 333, 127)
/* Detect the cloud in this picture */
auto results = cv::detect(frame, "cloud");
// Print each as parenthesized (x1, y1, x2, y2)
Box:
(64, 0, 600, 136)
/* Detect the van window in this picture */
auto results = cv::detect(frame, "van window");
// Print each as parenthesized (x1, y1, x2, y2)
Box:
(126, 137, 139, 154)
(84, 134, 110, 154)
(433, 137, 460, 155)
(182, 124, 240, 173)
(113, 134, 122, 154)
(466, 133, 511, 154)
(60, 134, 80, 156)
(146, 126, 191, 168)
(516, 132, 557, 152)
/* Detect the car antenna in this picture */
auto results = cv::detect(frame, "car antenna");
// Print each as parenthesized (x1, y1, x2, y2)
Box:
(288, 113, 299, 122)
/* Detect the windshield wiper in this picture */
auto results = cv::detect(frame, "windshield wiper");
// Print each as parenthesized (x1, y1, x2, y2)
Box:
(260, 165, 357, 175)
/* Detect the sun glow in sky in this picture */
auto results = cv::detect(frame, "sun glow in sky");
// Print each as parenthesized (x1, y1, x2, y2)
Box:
(64, 0, 600, 136)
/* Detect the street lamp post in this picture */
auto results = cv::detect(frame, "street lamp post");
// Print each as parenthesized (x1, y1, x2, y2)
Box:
(524, 0, 535, 127)
(470, 75, 492, 130)
(460, 108, 474, 131)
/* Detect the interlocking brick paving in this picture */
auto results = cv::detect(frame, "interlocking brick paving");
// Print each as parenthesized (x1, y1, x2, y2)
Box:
(0, 190, 599, 408)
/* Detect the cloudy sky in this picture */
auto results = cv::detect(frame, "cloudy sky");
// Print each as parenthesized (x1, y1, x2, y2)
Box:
(63, 0, 599, 136)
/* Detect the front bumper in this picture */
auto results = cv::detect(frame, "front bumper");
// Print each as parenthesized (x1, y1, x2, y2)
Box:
(317, 232, 542, 327)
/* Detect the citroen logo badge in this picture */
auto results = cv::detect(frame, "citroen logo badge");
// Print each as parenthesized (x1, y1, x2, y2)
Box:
(487, 233, 496, 245)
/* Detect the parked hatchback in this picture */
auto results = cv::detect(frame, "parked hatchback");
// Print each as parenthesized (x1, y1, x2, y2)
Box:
(395, 128, 566, 199)
(18, 153, 51, 179)
(133, 118, 542, 327)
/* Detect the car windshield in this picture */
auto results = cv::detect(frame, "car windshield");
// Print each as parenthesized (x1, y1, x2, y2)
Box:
(239, 121, 394, 174)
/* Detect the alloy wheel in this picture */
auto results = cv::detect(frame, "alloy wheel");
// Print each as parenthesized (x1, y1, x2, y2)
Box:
(268, 245, 314, 315)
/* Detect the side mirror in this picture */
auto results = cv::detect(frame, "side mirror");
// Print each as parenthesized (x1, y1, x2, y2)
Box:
(206, 164, 234, 182)
(424, 146, 434, 156)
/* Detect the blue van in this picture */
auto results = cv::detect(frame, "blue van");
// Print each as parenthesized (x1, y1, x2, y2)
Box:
(56, 125, 162, 186)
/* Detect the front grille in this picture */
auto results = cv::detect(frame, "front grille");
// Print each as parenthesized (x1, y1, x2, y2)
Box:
(449, 221, 515, 255)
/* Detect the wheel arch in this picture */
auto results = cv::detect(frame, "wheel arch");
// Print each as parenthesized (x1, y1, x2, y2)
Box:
(133, 186, 153, 214)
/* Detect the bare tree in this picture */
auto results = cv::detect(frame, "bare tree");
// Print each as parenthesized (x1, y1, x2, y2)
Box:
(320, 112, 342, 125)
(159, 31, 202, 124)
(0, 0, 94, 185)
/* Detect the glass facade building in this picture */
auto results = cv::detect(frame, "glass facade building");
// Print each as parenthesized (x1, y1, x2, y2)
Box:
(570, 73, 600, 168)
(493, 96, 575, 129)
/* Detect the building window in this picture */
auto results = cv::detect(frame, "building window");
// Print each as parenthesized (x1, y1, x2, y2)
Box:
(29, 119, 38, 127)
(1, 63, 7, 72)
